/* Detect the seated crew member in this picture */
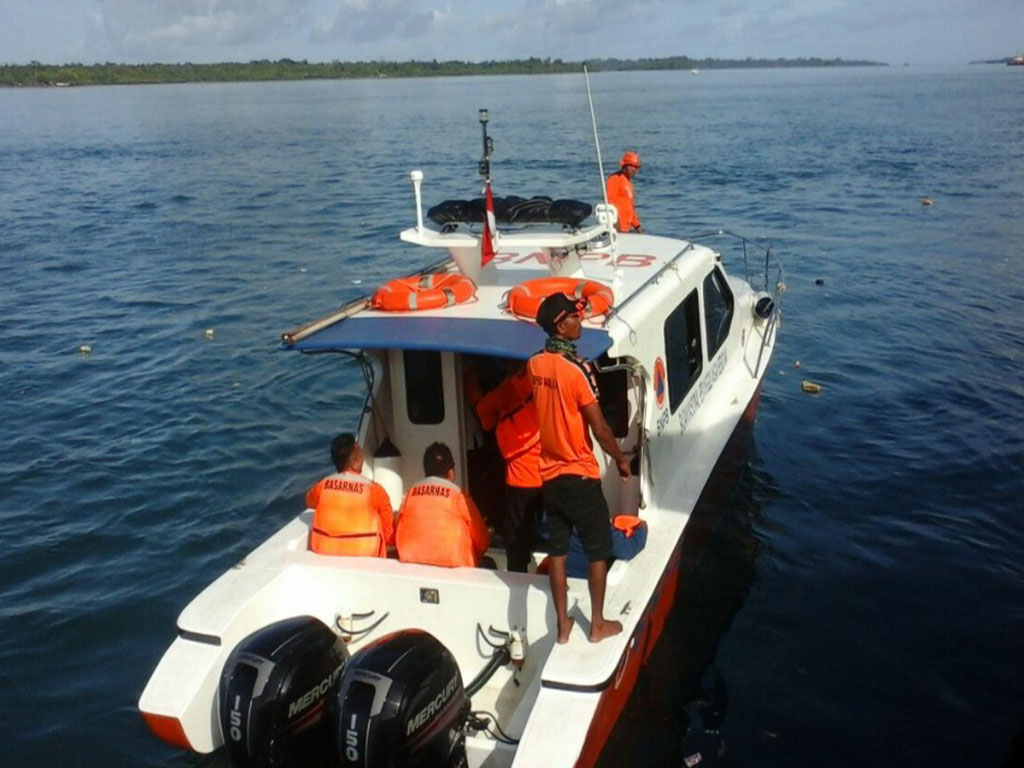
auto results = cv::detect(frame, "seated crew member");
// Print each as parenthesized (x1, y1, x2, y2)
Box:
(606, 150, 643, 233)
(395, 442, 491, 568)
(306, 433, 394, 557)
(465, 360, 543, 573)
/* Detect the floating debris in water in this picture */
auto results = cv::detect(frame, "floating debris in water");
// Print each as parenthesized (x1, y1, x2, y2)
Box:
(299, 268, 307, 273)
(801, 380, 822, 394)
(204, 328, 215, 339)
(921, 197, 933, 206)
(78, 344, 92, 355)
(351, 279, 362, 285)
(680, 672, 727, 766)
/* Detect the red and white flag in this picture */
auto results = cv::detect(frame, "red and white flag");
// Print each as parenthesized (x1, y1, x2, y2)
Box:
(481, 179, 497, 266)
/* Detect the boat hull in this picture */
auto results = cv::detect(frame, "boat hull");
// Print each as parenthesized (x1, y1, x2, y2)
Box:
(572, 384, 762, 768)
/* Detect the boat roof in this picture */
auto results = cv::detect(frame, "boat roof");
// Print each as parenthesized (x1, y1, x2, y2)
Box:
(281, 192, 720, 360)
(289, 315, 613, 360)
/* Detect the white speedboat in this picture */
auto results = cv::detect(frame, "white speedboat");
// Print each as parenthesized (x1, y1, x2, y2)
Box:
(139, 112, 782, 768)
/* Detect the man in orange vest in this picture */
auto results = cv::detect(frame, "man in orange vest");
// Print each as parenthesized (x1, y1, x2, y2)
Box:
(606, 150, 642, 233)
(465, 360, 543, 573)
(306, 433, 394, 557)
(396, 442, 491, 568)
(529, 293, 632, 644)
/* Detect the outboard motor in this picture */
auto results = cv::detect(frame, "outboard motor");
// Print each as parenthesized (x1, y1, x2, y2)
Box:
(219, 616, 350, 768)
(334, 629, 469, 768)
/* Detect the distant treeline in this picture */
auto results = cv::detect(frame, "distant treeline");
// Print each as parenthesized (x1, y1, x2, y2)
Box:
(1, 56, 886, 87)
(969, 57, 1024, 64)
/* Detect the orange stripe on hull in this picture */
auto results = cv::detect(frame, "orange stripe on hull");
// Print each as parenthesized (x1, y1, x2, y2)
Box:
(574, 382, 764, 768)
(573, 550, 681, 768)
(141, 712, 194, 751)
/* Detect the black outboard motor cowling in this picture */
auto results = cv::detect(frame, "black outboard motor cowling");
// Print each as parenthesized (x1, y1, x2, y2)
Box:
(219, 616, 350, 768)
(335, 629, 469, 768)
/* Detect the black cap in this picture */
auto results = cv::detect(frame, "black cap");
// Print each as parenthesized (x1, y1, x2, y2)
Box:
(536, 293, 580, 336)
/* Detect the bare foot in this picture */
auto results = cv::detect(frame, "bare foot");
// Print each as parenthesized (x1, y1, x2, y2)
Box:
(589, 619, 623, 643)
(557, 616, 575, 644)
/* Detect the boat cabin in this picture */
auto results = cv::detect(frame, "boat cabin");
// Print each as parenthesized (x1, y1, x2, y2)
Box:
(281, 175, 779, 571)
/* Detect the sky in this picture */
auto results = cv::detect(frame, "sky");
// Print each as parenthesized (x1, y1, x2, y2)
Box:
(2, 0, 1021, 66)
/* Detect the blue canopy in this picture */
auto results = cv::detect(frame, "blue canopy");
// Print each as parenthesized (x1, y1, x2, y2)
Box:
(284, 316, 612, 361)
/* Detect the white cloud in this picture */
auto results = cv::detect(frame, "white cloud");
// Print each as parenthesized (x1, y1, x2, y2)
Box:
(310, 0, 442, 44)
(97, 0, 311, 57)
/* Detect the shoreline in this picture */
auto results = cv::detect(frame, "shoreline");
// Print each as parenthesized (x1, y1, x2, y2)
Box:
(1, 56, 887, 88)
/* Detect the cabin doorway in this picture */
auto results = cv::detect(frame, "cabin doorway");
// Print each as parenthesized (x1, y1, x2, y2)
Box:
(387, 348, 468, 487)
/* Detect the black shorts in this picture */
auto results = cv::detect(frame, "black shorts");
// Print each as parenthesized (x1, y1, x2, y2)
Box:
(505, 485, 543, 573)
(542, 475, 612, 561)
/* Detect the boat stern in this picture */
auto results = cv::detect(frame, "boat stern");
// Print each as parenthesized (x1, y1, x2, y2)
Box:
(138, 634, 225, 752)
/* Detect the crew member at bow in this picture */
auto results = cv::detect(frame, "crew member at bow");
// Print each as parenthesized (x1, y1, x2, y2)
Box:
(606, 150, 643, 233)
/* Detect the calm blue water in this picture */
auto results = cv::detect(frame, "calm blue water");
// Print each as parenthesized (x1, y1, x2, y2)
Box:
(1, 66, 1022, 768)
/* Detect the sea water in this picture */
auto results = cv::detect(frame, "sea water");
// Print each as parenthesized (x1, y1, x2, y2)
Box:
(0, 66, 1022, 767)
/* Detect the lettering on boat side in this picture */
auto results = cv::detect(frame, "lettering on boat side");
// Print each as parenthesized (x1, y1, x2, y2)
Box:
(656, 408, 671, 436)
(286, 662, 346, 719)
(406, 673, 459, 735)
(676, 350, 729, 435)
(490, 252, 656, 268)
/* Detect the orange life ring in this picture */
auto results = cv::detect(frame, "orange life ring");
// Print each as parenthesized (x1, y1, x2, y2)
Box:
(371, 273, 476, 312)
(506, 277, 614, 321)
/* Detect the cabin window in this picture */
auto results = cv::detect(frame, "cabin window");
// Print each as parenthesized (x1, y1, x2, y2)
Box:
(664, 289, 703, 413)
(404, 350, 445, 424)
(703, 267, 734, 360)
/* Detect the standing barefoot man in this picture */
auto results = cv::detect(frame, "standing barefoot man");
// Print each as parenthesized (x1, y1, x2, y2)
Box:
(529, 293, 631, 643)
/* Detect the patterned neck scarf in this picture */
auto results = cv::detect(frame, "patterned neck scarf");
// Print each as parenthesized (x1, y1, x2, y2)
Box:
(544, 336, 577, 355)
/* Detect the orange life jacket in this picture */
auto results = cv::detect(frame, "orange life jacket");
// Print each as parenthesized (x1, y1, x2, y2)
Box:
(495, 406, 542, 488)
(474, 369, 542, 488)
(396, 477, 490, 568)
(308, 472, 392, 557)
(606, 171, 640, 232)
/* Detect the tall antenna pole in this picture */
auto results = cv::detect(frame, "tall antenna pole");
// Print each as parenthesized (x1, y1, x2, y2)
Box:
(584, 65, 609, 210)
(584, 65, 619, 268)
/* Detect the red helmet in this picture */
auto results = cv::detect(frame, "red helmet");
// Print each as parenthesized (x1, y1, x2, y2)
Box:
(620, 151, 641, 169)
